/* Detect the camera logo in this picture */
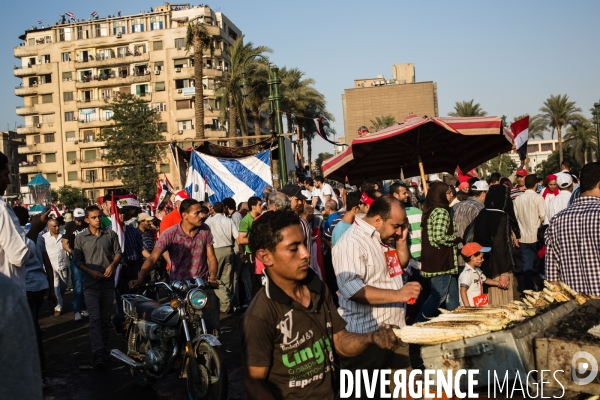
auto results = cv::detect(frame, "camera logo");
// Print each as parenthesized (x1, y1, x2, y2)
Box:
(572, 351, 598, 385)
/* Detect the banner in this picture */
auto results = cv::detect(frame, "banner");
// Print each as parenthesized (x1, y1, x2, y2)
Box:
(185, 149, 272, 206)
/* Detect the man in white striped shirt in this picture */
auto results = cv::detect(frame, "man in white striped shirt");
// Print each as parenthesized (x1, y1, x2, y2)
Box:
(332, 196, 421, 391)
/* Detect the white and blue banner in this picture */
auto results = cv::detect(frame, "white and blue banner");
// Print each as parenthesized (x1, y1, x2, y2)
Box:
(185, 149, 272, 206)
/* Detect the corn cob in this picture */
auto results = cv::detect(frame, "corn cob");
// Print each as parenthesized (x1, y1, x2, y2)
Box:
(533, 298, 550, 307)
(415, 321, 491, 334)
(542, 294, 555, 303)
(544, 281, 561, 292)
(559, 281, 579, 298)
(393, 327, 472, 345)
(575, 294, 589, 306)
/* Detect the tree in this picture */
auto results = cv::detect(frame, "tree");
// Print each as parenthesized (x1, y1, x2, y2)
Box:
(185, 20, 213, 140)
(535, 151, 581, 178)
(280, 67, 319, 134)
(448, 100, 487, 117)
(99, 94, 163, 199)
(243, 63, 270, 145)
(478, 154, 517, 180)
(57, 185, 89, 209)
(564, 119, 597, 165)
(369, 115, 396, 131)
(314, 152, 334, 174)
(296, 95, 335, 167)
(539, 94, 582, 166)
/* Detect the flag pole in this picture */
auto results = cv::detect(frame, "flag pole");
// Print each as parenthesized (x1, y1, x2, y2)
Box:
(417, 155, 428, 196)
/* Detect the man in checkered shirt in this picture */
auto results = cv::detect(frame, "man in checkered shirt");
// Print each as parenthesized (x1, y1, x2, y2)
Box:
(545, 162, 600, 296)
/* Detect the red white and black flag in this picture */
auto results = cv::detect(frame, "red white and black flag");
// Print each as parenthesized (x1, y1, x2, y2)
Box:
(91, 11, 98, 17)
(511, 115, 529, 161)
(313, 117, 343, 146)
(66, 11, 75, 20)
(38, 20, 43, 25)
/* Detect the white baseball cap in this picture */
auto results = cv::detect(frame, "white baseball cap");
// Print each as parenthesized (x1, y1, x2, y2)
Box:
(556, 172, 573, 189)
(73, 208, 85, 221)
(471, 180, 490, 192)
(428, 174, 442, 182)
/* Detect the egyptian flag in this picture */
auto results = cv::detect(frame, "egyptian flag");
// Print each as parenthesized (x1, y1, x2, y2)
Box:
(511, 115, 529, 161)
(154, 178, 172, 210)
(91, 11, 98, 18)
(313, 117, 343, 146)
(38, 20, 43, 25)
(66, 11, 75, 20)
(164, 174, 174, 193)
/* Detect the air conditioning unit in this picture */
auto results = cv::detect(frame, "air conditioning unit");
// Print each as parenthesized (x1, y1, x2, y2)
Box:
(57, 173, 62, 177)
(144, 70, 150, 75)
(70, 160, 76, 164)
(74, 140, 79, 144)
(116, 32, 122, 38)
(175, 68, 181, 73)
(177, 89, 182, 94)
(178, 130, 183, 135)
(154, 69, 160, 75)
(36, 123, 41, 128)
(216, 66, 222, 70)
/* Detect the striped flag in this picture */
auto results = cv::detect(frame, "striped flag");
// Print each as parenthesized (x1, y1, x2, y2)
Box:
(66, 11, 75, 19)
(110, 192, 124, 252)
(314, 117, 343, 146)
(164, 174, 174, 193)
(38, 20, 43, 25)
(91, 11, 98, 17)
(511, 115, 530, 161)
(185, 149, 272, 206)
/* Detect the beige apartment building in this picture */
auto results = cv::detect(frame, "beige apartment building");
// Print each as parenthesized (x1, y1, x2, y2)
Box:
(341, 63, 438, 144)
(13, 3, 241, 200)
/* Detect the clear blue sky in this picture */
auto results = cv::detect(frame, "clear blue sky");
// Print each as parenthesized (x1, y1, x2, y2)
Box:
(2, 0, 599, 157)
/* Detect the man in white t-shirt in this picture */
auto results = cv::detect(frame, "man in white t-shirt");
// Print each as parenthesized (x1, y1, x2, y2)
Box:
(314, 176, 337, 212)
(458, 242, 505, 306)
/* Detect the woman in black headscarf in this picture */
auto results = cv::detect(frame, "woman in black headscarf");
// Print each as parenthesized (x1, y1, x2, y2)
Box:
(471, 184, 521, 305)
(415, 182, 461, 322)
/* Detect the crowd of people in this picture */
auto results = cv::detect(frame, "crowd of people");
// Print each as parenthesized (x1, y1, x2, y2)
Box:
(1, 143, 600, 398)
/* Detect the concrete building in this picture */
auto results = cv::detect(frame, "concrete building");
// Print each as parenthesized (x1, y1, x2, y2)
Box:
(0, 131, 26, 198)
(508, 139, 558, 172)
(13, 3, 241, 200)
(340, 63, 438, 144)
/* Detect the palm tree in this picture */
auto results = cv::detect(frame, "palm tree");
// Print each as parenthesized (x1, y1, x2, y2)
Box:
(448, 99, 487, 117)
(215, 37, 271, 145)
(185, 21, 213, 140)
(296, 93, 335, 167)
(539, 94, 583, 165)
(512, 114, 547, 139)
(369, 115, 396, 131)
(243, 63, 269, 145)
(279, 67, 319, 134)
(564, 119, 597, 165)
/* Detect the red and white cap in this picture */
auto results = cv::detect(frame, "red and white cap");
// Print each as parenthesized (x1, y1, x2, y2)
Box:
(174, 190, 190, 202)
(360, 192, 374, 206)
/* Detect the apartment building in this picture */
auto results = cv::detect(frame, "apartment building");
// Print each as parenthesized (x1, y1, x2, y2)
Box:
(508, 139, 558, 172)
(0, 131, 26, 198)
(341, 63, 438, 144)
(13, 3, 241, 200)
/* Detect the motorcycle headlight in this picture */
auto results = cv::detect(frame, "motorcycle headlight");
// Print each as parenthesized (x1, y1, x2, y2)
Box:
(187, 289, 208, 310)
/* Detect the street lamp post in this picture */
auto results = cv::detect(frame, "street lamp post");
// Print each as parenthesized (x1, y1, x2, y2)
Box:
(595, 102, 600, 161)
(241, 55, 287, 186)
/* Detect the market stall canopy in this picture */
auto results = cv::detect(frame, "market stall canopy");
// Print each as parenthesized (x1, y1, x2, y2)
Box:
(322, 116, 512, 185)
(27, 173, 51, 204)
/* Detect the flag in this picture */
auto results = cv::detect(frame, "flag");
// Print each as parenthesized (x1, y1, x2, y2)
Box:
(169, 143, 187, 188)
(154, 178, 172, 210)
(314, 117, 343, 146)
(164, 174, 174, 193)
(38, 20, 43, 25)
(511, 115, 530, 161)
(91, 11, 98, 17)
(50, 203, 61, 218)
(295, 151, 302, 170)
(185, 149, 272, 206)
(66, 11, 75, 19)
(110, 192, 124, 252)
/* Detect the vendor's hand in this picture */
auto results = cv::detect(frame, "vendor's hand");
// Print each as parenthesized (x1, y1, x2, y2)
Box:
(371, 324, 399, 350)
(29, 209, 52, 234)
(47, 290, 58, 309)
(396, 282, 422, 303)
(129, 279, 143, 290)
(89, 270, 104, 281)
(103, 264, 115, 278)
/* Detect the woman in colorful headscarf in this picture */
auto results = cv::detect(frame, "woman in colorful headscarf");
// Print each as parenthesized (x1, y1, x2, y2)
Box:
(541, 174, 559, 205)
(415, 182, 461, 322)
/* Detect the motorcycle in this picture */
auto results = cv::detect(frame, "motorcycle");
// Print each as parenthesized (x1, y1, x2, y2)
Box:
(110, 277, 227, 400)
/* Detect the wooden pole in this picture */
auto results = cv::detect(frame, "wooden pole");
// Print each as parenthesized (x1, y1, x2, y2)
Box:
(174, 146, 181, 190)
(418, 155, 428, 196)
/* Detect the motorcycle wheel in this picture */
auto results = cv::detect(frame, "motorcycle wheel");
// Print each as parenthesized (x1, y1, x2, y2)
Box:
(187, 342, 228, 400)
(128, 324, 156, 388)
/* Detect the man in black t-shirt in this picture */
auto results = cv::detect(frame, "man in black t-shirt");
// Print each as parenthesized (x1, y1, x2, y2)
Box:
(61, 208, 89, 321)
(241, 211, 398, 400)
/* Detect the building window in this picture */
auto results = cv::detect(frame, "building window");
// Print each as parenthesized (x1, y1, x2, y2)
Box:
(77, 25, 90, 40)
(527, 144, 539, 153)
(40, 74, 52, 84)
(64, 92, 73, 102)
(67, 171, 78, 181)
(59, 28, 71, 42)
(135, 85, 149, 96)
(33, 155, 42, 163)
(151, 102, 166, 112)
(133, 44, 147, 54)
(65, 112, 75, 121)
(43, 133, 55, 143)
(105, 110, 113, 120)
(84, 149, 97, 160)
(106, 168, 118, 181)
(66, 151, 76, 162)
(100, 89, 112, 100)
(153, 41, 163, 51)
(174, 38, 184, 48)
(61, 52, 71, 62)
(113, 20, 126, 35)
(150, 16, 164, 30)
(132, 18, 145, 32)
(158, 122, 167, 132)
(33, 135, 41, 144)
(178, 120, 192, 130)
(83, 130, 95, 142)
(62, 71, 72, 81)
(176, 100, 191, 110)
(21, 174, 29, 186)
(160, 164, 170, 173)
(46, 173, 57, 182)
(41, 94, 53, 104)
(541, 143, 553, 152)
(40, 114, 53, 123)
(40, 55, 50, 64)
(65, 131, 76, 142)
(154, 61, 164, 71)
(155, 82, 165, 92)
(85, 170, 97, 182)
(45, 153, 56, 163)
(94, 23, 108, 37)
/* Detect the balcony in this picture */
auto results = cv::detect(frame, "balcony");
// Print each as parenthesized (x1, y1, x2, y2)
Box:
(14, 45, 39, 58)
(177, 66, 222, 78)
(18, 145, 41, 154)
(75, 73, 151, 89)
(19, 163, 43, 173)
(205, 129, 227, 139)
(16, 105, 37, 116)
(14, 63, 52, 77)
(16, 125, 39, 135)
(78, 177, 122, 188)
(77, 118, 114, 128)
(78, 140, 106, 148)
(76, 99, 110, 109)
(74, 52, 150, 69)
(15, 85, 38, 96)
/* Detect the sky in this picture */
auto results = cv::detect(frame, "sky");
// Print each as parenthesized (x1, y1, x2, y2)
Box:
(2, 0, 599, 158)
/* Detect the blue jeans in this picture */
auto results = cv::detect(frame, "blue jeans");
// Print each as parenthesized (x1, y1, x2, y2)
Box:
(70, 259, 87, 313)
(415, 273, 459, 323)
(521, 243, 537, 290)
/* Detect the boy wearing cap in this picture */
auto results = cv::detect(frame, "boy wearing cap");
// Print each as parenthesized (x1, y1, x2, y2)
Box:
(510, 168, 528, 201)
(546, 172, 574, 223)
(459, 243, 506, 307)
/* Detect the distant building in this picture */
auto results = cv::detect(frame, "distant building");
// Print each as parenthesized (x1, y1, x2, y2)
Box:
(0, 131, 26, 198)
(341, 63, 438, 144)
(508, 139, 558, 172)
(13, 3, 241, 199)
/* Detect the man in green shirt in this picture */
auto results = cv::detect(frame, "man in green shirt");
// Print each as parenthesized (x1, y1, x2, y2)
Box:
(100, 194, 113, 230)
(237, 196, 262, 303)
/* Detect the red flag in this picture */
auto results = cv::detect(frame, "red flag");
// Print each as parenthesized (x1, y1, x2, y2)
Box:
(164, 174, 174, 193)
(51, 203, 61, 218)
(511, 116, 529, 161)
(110, 193, 125, 252)
(313, 117, 343, 146)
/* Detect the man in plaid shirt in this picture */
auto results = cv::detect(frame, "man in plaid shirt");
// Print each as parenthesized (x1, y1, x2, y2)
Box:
(545, 162, 600, 295)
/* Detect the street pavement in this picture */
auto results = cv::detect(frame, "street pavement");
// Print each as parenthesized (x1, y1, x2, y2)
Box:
(40, 291, 247, 400)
